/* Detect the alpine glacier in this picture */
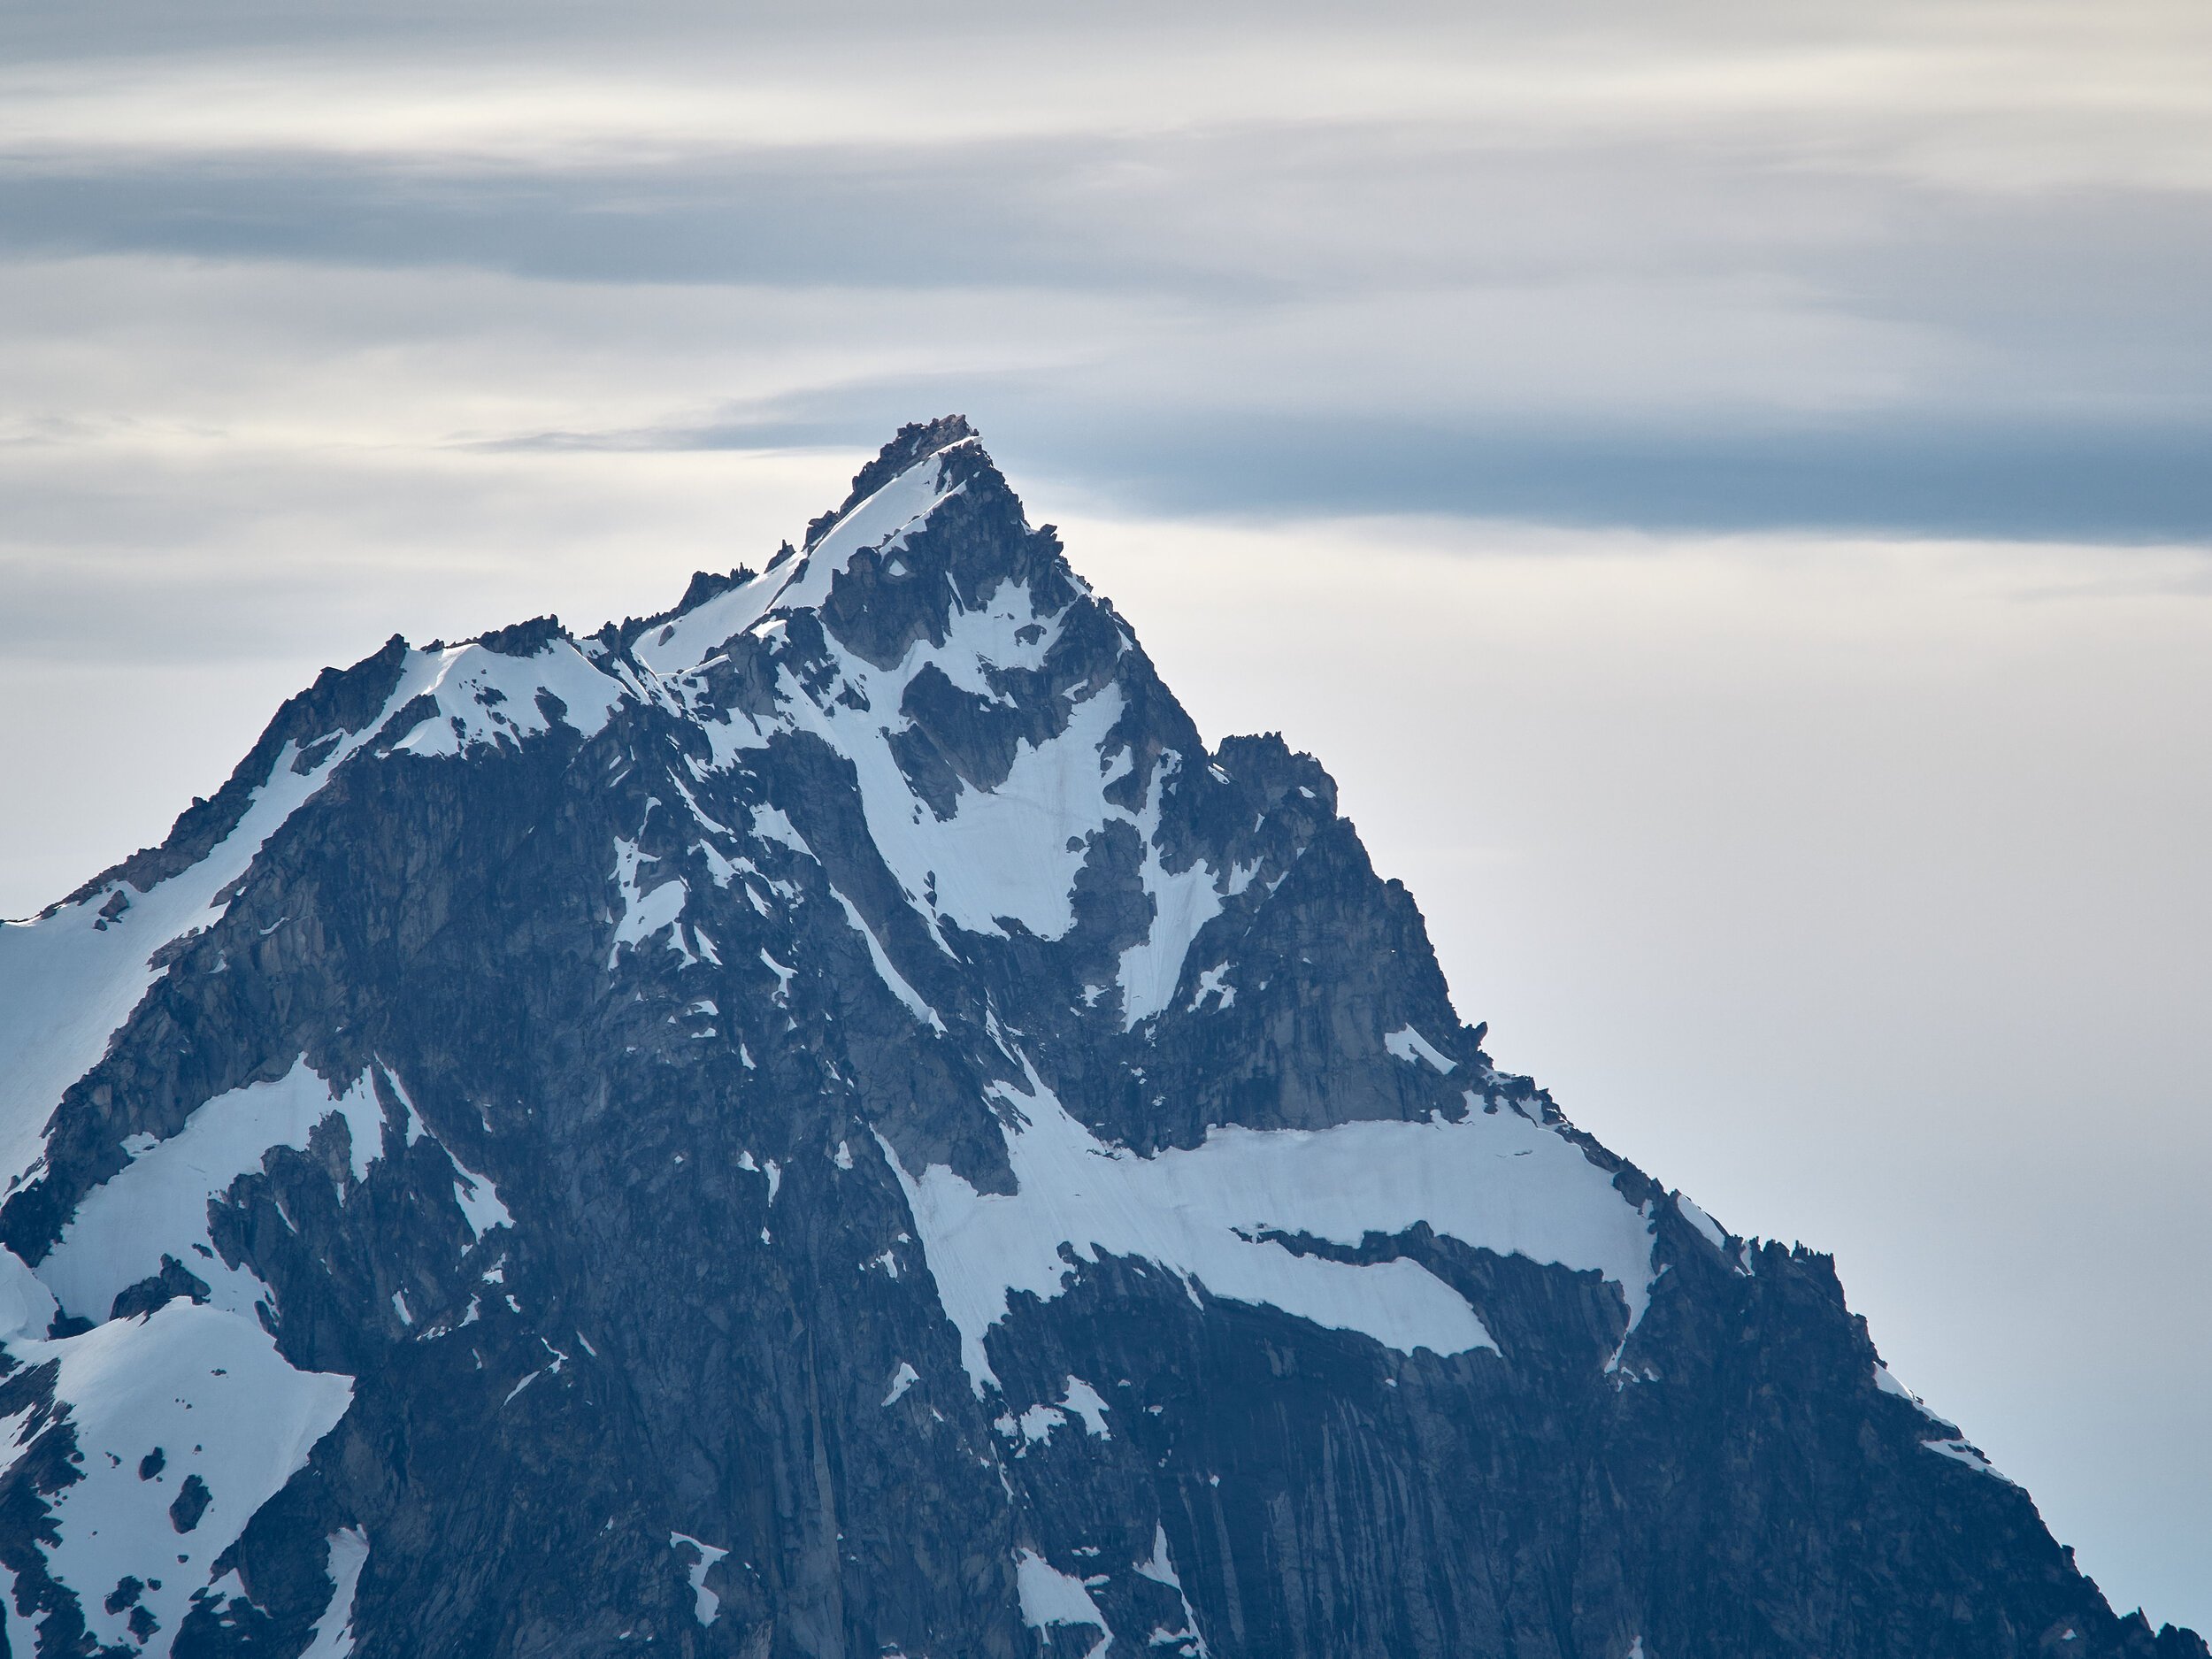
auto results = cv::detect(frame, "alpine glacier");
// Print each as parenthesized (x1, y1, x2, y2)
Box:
(0, 418, 2198, 1658)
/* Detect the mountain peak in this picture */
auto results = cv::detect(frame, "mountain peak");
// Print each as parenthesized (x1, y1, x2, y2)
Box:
(805, 414, 980, 552)
(0, 417, 2193, 1659)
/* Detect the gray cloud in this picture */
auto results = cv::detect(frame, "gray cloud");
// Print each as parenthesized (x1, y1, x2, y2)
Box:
(550, 396, 2212, 542)
(2, 105, 2205, 537)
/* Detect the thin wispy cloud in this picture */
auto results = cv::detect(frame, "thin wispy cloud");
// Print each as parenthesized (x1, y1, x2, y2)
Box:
(0, 1, 2206, 544)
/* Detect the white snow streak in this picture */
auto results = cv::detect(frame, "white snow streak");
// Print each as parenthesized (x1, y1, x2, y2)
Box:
(828, 887, 945, 1033)
(1116, 759, 1228, 1029)
(609, 839, 692, 968)
(1015, 1548, 1112, 1655)
(1383, 1025, 1456, 1074)
(449, 1148, 513, 1241)
(885, 1062, 1654, 1394)
(634, 566, 794, 678)
(0, 1248, 57, 1341)
(299, 1528, 371, 1659)
(1058, 1376, 1111, 1439)
(1133, 1526, 1210, 1656)
(669, 1532, 731, 1626)
(1676, 1194, 1727, 1252)
(1923, 1436, 2016, 1484)
(1874, 1361, 1955, 1429)
(38, 1060, 383, 1325)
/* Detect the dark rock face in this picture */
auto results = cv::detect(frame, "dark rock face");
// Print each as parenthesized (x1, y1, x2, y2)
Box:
(167, 1478, 211, 1537)
(0, 419, 2197, 1659)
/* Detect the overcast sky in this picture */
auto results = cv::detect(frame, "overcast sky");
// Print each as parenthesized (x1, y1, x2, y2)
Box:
(3, 0, 2208, 1629)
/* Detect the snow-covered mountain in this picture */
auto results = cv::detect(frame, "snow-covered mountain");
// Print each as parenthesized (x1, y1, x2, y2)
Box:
(0, 418, 2198, 1658)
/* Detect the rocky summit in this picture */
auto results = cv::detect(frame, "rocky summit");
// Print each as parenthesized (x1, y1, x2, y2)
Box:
(0, 419, 2199, 1659)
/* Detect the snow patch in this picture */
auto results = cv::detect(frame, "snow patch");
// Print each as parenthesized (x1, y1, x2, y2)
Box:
(1015, 1548, 1112, 1653)
(300, 1528, 370, 1659)
(772, 453, 972, 619)
(1383, 1025, 1456, 1074)
(760, 949, 795, 1000)
(0, 1562, 20, 1658)
(4, 1301, 352, 1653)
(634, 566, 794, 678)
(669, 1532, 731, 1626)
(1059, 1376, 1111, 1439)
(447, 1147, 513, 1241)
(714, 580, 1125, 950)
(828, 887, 945, 1033)
(386, 636, 623, 759)
(1133, 1525, 1180, 1590)
(38, 1060, 383, 1325)
(609, 840, 692, 968)
(1922, 1436, 2016, 1484)
(1875, 1362, 1959, 1431)
(1188, 964, 1235, 1012)
(1133, 1526, 1210, 1656)
(883, 1362, 920, 1406)
(1018, 1404, 1067, 1444)
(878, 679, 1129, 944)
(885, 1060, 1653, 1394)
(0, 1247, 57, 1341)
(1118, 760, 1225, 1029)
(1676, 1194, 1727, 1252)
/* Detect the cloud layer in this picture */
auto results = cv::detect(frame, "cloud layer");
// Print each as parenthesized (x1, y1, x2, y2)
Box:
(3, 0, 2209, 551)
